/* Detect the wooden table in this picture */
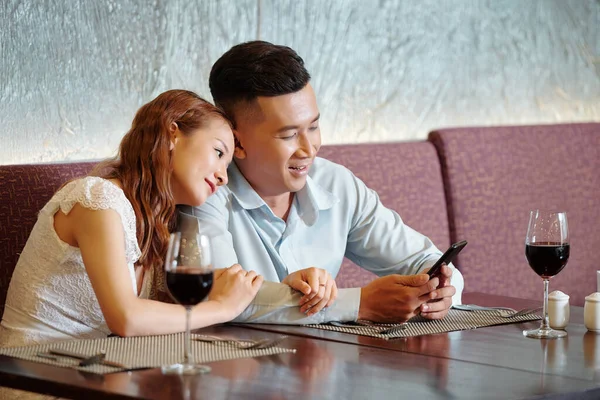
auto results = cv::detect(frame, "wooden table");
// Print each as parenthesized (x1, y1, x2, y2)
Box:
(1, 293, 599, 399)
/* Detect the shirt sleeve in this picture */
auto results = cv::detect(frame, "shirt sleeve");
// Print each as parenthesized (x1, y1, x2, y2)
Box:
(178, 202, 362, 324)
(232, 282, 360, 324)
(343, 172, 464, 304)
(177, 201, 238, 269)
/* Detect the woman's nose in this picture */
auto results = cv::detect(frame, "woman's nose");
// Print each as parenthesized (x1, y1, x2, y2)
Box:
(215, 170, 228, 186)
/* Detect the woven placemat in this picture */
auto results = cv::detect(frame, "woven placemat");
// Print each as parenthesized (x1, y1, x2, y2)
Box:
(0, 333, 295, 374)
(307, 309, 542, 339)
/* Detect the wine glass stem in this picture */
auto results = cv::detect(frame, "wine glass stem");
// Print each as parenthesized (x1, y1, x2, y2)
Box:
(184, 306, 192, 366)
(541, 278, 550, 330)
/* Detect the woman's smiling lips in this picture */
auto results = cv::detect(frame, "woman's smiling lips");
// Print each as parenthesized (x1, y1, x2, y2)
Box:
(205, 178, 216, 194)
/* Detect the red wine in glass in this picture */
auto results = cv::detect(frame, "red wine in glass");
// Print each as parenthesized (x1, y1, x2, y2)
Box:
(524, 210, 569, 339)
(166, 268, 213, 306)
(162, 232, 214, 375)
(525, 242, 570, 278)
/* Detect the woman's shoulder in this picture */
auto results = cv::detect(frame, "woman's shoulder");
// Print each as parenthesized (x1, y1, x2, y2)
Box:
(46, 176, 141, 262)
(49, 176, 129, 213)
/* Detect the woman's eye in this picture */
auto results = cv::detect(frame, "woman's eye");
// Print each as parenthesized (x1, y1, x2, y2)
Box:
(215, 148, 224, 158)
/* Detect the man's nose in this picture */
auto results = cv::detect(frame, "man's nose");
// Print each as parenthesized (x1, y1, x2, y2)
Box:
(297, 133, 316, 158)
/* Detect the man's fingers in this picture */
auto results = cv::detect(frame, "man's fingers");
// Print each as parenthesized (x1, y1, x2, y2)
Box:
(433, 285, 456, 300)
(418, 284, 455, 302)
(420, 309, 450, 320)
(420, 296, 452, 320)
(438, 264, 453, 287)
(396, 273, 430, 287)
(440, 264, 453, 277)
(414, 276, 439, 297)
(421, 295, 451, 313)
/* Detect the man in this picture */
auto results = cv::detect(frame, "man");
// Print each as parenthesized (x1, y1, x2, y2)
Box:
(181, 41, 464, 324)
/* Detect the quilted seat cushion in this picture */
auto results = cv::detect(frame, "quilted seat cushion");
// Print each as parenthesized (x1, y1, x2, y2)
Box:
(318, 142, 450, 289)
(0, 162, 96, 316)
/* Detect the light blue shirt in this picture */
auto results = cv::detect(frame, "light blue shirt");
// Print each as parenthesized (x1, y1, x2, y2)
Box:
(181, 157, 464, 324)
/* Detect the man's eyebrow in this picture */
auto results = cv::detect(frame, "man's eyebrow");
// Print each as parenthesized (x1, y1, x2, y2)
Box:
(275, 113, 321, 134)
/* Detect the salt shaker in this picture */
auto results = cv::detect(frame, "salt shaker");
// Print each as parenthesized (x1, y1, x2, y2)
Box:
(584, 293, 600, 332)
(548, 290, 570, 330)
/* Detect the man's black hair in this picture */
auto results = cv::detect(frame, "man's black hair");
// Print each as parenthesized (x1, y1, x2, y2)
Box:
(209, 41, 311, 122)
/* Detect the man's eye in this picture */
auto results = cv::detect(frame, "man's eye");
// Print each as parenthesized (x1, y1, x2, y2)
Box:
(281, 132, 297, 140)
(309, 125, 319, 131)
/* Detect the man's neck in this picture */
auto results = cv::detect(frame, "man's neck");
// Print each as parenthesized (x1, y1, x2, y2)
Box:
(260, 192, 294, 221)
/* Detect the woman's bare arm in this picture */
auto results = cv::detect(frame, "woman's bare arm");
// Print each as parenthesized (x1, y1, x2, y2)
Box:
(55, 204, 262, 337)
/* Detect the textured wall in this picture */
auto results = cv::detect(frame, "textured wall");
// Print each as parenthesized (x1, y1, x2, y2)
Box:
(1, 0, 599, 165)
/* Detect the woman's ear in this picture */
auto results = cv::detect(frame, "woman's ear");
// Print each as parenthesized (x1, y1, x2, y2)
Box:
(233, 130, 246, 160)
(169, 122, 179, 151)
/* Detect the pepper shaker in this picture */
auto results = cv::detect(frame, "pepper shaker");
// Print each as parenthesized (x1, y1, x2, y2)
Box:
(584, 293, 600, 332)
(548, 290, 570, 330)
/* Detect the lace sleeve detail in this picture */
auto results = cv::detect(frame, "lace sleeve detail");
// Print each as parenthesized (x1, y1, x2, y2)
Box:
(47, 177, 142, 264)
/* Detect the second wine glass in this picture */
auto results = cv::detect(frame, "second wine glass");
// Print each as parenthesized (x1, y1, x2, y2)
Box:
(524, 210, 570, 339)
(162, 231, 214, 374)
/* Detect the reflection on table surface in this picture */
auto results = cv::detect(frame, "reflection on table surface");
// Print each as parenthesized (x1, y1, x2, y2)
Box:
(1, 293, 600, 399)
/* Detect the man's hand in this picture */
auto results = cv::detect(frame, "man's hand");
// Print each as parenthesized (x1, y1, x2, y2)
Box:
(420, 264, 456, 320)
(358, 269, 456, 323)
(282, 267, 338, 316)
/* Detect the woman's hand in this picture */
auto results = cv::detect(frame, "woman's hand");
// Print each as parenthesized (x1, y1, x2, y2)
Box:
(282, 267, 338, 316)
(208, 264, 263, 320)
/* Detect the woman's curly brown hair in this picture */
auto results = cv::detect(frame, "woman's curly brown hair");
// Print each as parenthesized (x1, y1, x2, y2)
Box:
(92, 89, 231, 299)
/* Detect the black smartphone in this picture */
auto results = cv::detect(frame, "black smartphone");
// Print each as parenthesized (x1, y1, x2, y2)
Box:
(427, 240, 468, 278)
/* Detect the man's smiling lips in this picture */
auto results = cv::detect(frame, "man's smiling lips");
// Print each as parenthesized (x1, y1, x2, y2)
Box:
(288, 162, 312, 176)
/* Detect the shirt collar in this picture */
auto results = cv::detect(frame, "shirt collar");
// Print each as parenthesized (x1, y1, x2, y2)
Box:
(227, 160, 339, 225)
(227, 161, 265, 210)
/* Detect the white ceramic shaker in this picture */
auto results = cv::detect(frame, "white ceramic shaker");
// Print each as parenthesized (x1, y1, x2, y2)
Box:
(548, 290, 570, 330)
(584, 292, 600, 332)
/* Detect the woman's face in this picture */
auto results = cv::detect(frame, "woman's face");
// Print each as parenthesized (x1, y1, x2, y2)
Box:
(170, 118, 234, 206)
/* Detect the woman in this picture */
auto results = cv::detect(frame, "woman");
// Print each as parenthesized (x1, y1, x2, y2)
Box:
(0, 90, 264, 347)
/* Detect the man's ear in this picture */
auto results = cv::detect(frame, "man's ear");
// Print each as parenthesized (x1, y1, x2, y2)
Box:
(233, 130, 246, 160)
(169, 122, 178, 150)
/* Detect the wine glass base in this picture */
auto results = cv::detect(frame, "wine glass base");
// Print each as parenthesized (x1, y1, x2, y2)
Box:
(161, 363, 211, 375)
(523, 327, 567, 339)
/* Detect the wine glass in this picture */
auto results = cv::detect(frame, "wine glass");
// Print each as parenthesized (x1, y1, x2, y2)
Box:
(162, 231, 214, 374)
(524, 210, 570, 339)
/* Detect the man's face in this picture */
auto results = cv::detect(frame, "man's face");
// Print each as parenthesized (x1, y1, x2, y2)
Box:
(234, 84, 321, 199)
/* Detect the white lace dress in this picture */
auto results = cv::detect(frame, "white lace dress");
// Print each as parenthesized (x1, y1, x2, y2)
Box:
(0, 177, 150, 348)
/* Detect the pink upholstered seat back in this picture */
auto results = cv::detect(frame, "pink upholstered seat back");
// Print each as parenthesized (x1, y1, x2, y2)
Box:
(0, 162, 96, 316)
(318, 142, 451, 289)
(429, 123, 600, 305)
